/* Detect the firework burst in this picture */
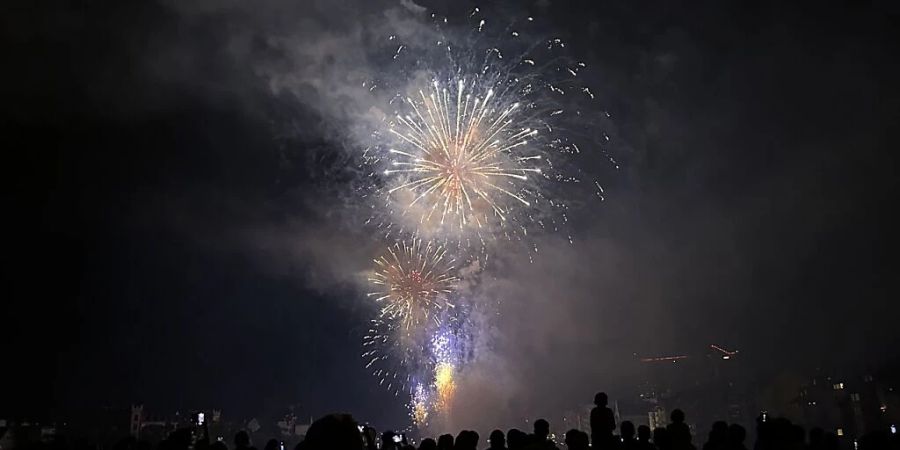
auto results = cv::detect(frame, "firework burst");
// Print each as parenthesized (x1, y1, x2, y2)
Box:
(357, 7, 610, 429)
(362, 9, 607, 250)
(368, 239, 458, 332)
(384, 78, 542, 232)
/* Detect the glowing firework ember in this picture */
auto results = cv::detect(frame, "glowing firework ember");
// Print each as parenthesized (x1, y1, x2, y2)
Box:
(384, 79, 541, 232)
(368, 239, 458, 332)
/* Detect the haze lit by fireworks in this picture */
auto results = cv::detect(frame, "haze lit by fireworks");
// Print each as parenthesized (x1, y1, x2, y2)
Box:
(358, 7, 608, 429)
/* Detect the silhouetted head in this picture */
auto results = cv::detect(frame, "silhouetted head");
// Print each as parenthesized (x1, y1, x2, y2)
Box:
(489, 430, 505, 449)
(507, 429, 525, 450)
(234, 432, 251, 449)
(595, 392, 609, 406)
(211, 442, 228, 450)
(638, 425, 651, 442)
(670, 409, 685, 424)
(437, 434, 454, 450)
(621, 421, 636, 440)
(728, 424, 746, 445)
(303, 414, 361, 450)
(264, 439, 279, 450)
(455, 431, 468, 449)
(534, 419, 550, 440)
(565, 429, 589, 450)
(565, 429, 580, 447)
(418, 438, 437, 450)
(453, 430, 479, 450)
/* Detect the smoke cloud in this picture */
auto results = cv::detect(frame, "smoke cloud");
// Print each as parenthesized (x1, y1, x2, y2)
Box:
(59, 0, 897, 432)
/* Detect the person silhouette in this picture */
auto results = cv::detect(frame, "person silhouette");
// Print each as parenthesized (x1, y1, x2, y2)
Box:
(418, 438, 437, 450)
(263, 439, 279, 450)
(455, 430, 479, 450)
(489, 430, 507, 450)
(301, 414, 362, 450)
(508, 429, 527, 450)
(703, 421, 727, 450)
(666, 410, 693, 450)
(636, 425, 655, 450)
(565, 429, 588, 450)
(591, 393, 616, 450)
(526, 419, 558, 450)
(621, 421, 638, 450)
(437, 434, 454, 450)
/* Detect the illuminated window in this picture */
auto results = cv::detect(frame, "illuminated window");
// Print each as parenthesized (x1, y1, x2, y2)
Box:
(837, 428, 844, 436)
(851, 393, 861, 402)
(833, 383, 845, 390)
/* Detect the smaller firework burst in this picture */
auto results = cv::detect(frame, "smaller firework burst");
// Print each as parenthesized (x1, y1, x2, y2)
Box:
(368, 239, 458, 333)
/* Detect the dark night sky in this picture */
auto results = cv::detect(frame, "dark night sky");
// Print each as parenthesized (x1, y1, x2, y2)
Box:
(3, 0, 900, 429)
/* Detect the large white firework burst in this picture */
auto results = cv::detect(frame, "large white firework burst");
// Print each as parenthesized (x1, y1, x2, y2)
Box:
(384, 78, 542, 231)
(363, 9, 607, 249)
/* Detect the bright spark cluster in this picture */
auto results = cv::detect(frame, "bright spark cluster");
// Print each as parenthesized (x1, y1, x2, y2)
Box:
(368, 239, 458, 333)
(385, 79, 541, 232)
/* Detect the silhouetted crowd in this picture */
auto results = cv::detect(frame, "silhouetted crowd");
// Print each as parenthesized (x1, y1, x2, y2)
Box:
(292, 392, 898, 450)
(5, 392, 900, 450)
